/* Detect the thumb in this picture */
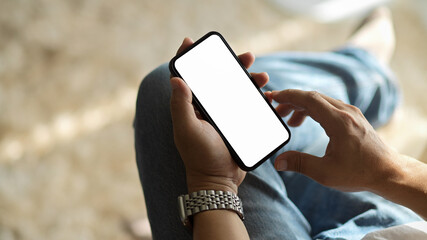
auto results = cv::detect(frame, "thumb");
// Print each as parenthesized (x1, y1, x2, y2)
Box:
(170, 77, 197, 127)
(274, 151, 323, 180)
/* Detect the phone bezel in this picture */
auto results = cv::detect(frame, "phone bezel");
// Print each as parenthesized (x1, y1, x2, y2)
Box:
(169, 31, 291, 171)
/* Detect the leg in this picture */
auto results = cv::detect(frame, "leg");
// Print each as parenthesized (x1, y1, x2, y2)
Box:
(247, 17, 421, 240)
(134, 64, 311, 239)
(134, 65, 190, 239)
(283, 173, 423, 239)
(348, 7, 395, 65)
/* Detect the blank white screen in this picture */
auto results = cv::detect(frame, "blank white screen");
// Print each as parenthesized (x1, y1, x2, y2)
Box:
(175, 34, 289, 168)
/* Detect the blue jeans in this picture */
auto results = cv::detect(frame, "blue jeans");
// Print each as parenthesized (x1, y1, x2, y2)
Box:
(134, 47, 422, 239)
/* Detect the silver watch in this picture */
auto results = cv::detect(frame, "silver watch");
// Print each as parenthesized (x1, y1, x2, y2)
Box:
(177, 190, 244, 227)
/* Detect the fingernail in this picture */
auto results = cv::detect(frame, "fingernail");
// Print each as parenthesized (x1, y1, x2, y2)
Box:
(170, 78, 179, 90)
(272, 91, 279, 96)
(275, 159, 287, 171)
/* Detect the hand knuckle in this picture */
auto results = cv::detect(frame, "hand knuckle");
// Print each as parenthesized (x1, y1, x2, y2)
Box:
(348, 104, 362, 114)
(307, 91, 321, 101)
(282, 89, 293, 96)
(338, 110, 357, 126)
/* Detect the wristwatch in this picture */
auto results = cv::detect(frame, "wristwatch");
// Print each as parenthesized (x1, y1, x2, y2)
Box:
(177, 190, 244, 228)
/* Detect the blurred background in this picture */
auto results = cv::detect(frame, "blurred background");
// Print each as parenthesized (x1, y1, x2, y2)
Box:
(0, 0, 426, 239)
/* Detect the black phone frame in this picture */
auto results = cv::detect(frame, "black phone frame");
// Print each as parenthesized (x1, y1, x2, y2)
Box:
(169, 31, 291, 171)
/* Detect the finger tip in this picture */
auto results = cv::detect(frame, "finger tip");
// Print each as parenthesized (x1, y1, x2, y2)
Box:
(249, 53, 256, 62)
(171, 77, 185, 87)
(273, 160, 282, 171)
(184, 37, 194, 44)
(241, 52, 255, 62)
(170, 77, 181, 89)
(287, 120, 296, 126)
(260, 72, 269, 84)
(170, 76, 182, 82)
(262, 72, 269, 78)
(287, 120, 302, 127)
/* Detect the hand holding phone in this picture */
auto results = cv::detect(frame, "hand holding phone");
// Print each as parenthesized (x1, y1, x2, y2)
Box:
(170, 32, 290, 173)
(170, 38, 265, 193)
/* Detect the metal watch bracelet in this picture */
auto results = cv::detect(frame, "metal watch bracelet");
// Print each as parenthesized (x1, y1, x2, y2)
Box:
(177, 190, 244, 227)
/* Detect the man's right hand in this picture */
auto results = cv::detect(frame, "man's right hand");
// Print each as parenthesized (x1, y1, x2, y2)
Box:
(271, 89, 401, 191)
(272, 89, 427, 218)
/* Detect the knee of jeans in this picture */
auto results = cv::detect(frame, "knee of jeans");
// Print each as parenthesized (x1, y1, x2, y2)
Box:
(134, 63, 171, 127)
(137, 63, 171, 106)
(140, 63, 170, 95)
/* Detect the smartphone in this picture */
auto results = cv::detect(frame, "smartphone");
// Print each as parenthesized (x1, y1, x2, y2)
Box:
(169, 31, 290, 171)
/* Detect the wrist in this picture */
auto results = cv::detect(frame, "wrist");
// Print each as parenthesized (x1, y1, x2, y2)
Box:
(186, 173, 239, 194)
(368, 153, 412, 197)
(368, 154, 427, 218)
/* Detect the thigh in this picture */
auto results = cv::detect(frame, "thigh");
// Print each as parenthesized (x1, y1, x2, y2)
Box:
(134, 63, 311, 239)
(249, 48, 421, 239)
(251, 47, 400, 130)
(134, 64, 190, 239)
(281, 172, 422, 239)
(239, 162, 311, 239)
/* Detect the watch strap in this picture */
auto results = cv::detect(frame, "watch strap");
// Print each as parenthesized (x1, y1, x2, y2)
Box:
(178, 190, 244, 227)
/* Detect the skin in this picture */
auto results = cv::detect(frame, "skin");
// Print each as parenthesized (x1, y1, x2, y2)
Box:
(170, 38, 427, 239)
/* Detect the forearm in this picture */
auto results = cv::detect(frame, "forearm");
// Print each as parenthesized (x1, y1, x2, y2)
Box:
(193, 209, 249, 240)
(372, 154, 427, 219)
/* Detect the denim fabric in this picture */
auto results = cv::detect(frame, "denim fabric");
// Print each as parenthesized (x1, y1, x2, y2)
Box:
(134, 47, 422, 240)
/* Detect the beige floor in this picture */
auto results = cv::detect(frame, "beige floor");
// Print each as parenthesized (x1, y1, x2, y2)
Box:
(0, 0, 426, 239)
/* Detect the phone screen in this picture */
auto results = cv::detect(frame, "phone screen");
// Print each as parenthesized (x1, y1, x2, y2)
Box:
(170, 32, 290, 170)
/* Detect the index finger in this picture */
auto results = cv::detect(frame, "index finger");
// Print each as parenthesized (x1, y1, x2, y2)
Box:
(171, 38, 195, 78)
(272, 89, 339, 133)
(176, 37, 194, 55)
